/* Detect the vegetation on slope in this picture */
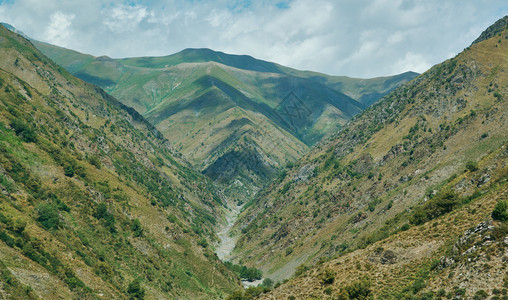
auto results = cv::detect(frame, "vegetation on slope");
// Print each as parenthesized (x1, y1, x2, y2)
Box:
(0, 25, 241, 298)
(233, 16, 508, 288)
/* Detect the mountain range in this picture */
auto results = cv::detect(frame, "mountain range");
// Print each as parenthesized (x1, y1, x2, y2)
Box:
(32, 41, 417, 194)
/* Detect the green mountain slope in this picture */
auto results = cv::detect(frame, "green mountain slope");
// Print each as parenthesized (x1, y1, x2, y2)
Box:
(32, 42, 416, 192)
(233, 15, 508, 294)
(0, 26, 241, 299)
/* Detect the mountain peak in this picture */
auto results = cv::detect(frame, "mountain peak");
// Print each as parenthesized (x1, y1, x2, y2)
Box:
(471, 15, 508, 45)
(0, 22, 28, 38)
(175, 47, 283, 73)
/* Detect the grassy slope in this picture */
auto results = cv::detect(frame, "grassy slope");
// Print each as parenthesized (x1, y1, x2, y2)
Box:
(233, 19, 508, 286)
(0, 26, 241, 299)
(261, 180, 507, 299)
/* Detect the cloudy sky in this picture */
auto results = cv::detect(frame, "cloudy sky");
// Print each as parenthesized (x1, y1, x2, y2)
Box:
(0, 0, 506, 78)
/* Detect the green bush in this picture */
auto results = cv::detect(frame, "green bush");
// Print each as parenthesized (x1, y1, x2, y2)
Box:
(244, 286, 264, 298)
(94, 203, 116, 233)
(226, 291, 251, 300)
(131, 219, 143, 237)
(324, 287, 333, 295)
(465, 161, 479, 172)
(127, 279, 145, 299)
(0, 231, 15, 247)
(341, 279, 372, 299)
(437, 288, 446, 297)
(223, 261, 262, 281)
(492, 200, 508, 222)
(473, 290, 489, 300)
(294, 264, 309, 277)
(410, 191, 460, 225)
(64, 164, 74, 177)
(36, 203, 60, 230)
(261, 278, 273, 288)
(412, 278, 426, 294)
(10, 119, 37, 142)
(319, 269, 335, 285)
(87, 155, 101, 169)
(197, 238, 208, 248)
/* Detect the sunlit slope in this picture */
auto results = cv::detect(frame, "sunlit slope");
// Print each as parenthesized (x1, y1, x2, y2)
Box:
(0, 26, 241, 299)
(234, 16, 508, 286)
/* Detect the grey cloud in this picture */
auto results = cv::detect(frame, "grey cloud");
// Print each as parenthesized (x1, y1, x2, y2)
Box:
(0, 0, 505, 77)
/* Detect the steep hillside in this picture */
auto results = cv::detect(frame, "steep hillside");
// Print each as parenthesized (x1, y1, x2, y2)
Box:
(233, 16, 508, 289)
(0, 26, 241, 298)
(33, 42, 415, 191)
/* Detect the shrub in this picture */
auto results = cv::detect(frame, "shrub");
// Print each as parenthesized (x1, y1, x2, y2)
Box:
(319, 269, 335, 285)
(131, 219, 143, 237)
(10, 119, 37, 142)
(36, 204, 60, 229)
(225, 291, 250, 300)
(244, 286, 264, 298)
(0, 231, 15, 247)
(492, 200, 508, 222)
(412, 278, 426, 294)
(127, 279, 145, 299)
(197, 238, 208, 248)
(294, 264, 309, 277)
(224, 261, 262, 281)
(261, 278, 273, 288)
(465, 161, 479, 172)
(324, 287, 333, 295)
(241, 267, 262, 281)
(341, 280, 372, 299)
(64, 165, 74, 177)
(410, 191, 460, 225)
(88, 155, 101, 169)
(437, 289, 446, 297)
(473, 290, 489, 300)
(94, 203, 116, 233)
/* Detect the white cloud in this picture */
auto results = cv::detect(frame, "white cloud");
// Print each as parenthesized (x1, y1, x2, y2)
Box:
(45, 11, 75, 47)
(0, 0, 505, 77)
(102, 4, 149, 33)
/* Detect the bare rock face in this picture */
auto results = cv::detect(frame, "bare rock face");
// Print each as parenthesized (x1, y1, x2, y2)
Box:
(380, 250, 397, 264)
(293, 164, 315, 182)
(368, 248, 397, 264)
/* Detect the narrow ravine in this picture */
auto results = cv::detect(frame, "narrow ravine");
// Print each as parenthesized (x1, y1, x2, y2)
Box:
(215, 199, 242, 261)
(215, 199, 265, 288)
